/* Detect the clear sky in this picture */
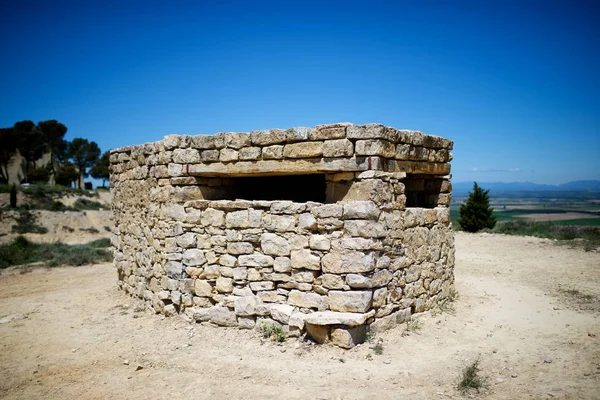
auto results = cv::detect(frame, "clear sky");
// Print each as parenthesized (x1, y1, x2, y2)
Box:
(1, 0, 598, 184)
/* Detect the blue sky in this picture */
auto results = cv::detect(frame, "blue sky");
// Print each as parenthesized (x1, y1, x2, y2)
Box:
(1, 0, 598, 184)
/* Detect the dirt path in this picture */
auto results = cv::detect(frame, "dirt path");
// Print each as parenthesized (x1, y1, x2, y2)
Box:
(0, 233, 598, 399)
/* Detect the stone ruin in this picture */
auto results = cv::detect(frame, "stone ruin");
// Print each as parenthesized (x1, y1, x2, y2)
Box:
(109, 123, 455, 348)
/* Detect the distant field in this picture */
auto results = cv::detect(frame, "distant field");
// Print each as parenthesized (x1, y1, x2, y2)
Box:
(450, 190, 600, 228)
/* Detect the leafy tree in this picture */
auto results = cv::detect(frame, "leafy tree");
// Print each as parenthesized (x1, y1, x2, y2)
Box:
(458, 182, 496, 232)
(14, 120, 45, 182)
(68, 138, 101, 188)
(0, 127, 18, 183)
(55, 162, 79, 187)
(28, 166, 50, 184)
(90, 151, 110, 187)
(37, 120, 67, 176)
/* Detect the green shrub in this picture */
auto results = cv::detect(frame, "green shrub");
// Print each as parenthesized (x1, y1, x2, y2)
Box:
(494, 220, 600, 250)
(458, 182, 496, 232)
(0, 236, 112, 269)
(258, 323, 287, 342)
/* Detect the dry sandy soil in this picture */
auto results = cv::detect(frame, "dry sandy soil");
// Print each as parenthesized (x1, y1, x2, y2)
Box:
(0, 233, 599, 399)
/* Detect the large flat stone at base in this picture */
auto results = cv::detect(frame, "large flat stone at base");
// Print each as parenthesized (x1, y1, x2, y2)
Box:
(331, 325, 367, 349)
(304, 310, 375, 327)
(306, 323, 330, 344)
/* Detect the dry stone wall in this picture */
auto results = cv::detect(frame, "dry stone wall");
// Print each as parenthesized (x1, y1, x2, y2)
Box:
(109, 123, 455, 348)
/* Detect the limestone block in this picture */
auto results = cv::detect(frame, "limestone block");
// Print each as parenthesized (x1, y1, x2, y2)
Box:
(342, 201, 380, 220)
(320, 274, 345, 289)
(331, 325, 367, 349)
(249, 281, 275, 291)
(262, 145, 284, 159)
(173, 148, 200, 163)
(238, 317, 255, 329)
(250, 129, 287, 146)
(309, 235, 331, 251)
(201, 208, 225, 227)
(306, 324, 329, 344)
(227, 242, 254, 255)
(288, 290, 327, 310)
(312, 204, 343, 218)
(304, 310, 374, 327)
(166, 261, 184, 279)
(328, 290, 373, 313)
(355, 140, 395, 158)
(369, 308, 411, 334)
(322, 138, 353, 157)
(289, 235, 308, 250)
(273, 257, 291, 272)
(166, 204, 187, 221)
(219, 266, 234, 277)
(247, 269, 261, 281)
(215, 277, 233, 293)
(260, 233, 291, 256)
(226, 210, 250, 228)
(270, 201, 306, 215)
(311, 123, 349, 140)
(338, 237, 382, 251)
(346, 274, 373, 288)
(292, 270, 316, 283)
(321, 251, 376, 274)
(182, 249, 207, 266)
(346, 124, 391, 140)
(194, 280, 213, 297)
(200, 265, 220, 279)
(288, 312, 307, 329)
(257, 291, 285, 303)
(209, 306, 238, 327)
(232, 267, 248, 281)
(163, 304, 177, 317)
(163, 135, 180, 149)
(317, 217, 344, 231)
(270, 304, 295, 324)
(290, 249, 321, 270)
(192, 135, 216, 149)
(298, 213, 317, 230)
(238, 146, 262, 160)
(200, 149, 219, 162)
(218, 254, 237, 267)
(234, 296, 259, 316)
(343, 179, 393, 204)
(262, 272, 291, 282)
(176, 233, 196, 248)
(286, 126, 312, 142)
(238, 254, 274, 267)
(371, 269, 392, 287)
(262, 214, 296, 232)
(283, 142, 323, 158)
(227, 133, 251, 149)
(344, 220, 386, 238)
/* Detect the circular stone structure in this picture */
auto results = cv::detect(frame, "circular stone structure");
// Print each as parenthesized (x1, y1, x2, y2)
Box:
(109, 123, 455, 348)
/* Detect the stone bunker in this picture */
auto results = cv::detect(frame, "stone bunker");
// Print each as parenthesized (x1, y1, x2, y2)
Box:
(109, 123, 455, 348)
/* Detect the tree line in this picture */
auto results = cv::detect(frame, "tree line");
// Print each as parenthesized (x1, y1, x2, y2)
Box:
(0, 120, 110, 188)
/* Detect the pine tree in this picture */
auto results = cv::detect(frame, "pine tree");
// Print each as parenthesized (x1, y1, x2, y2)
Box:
(458, 182, 496, 232)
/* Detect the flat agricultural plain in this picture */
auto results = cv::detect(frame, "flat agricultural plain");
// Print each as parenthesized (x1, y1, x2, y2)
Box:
(1, 232, 599, 399)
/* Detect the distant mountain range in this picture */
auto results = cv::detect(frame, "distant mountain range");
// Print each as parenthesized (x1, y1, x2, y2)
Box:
(452, 180, 600, 195)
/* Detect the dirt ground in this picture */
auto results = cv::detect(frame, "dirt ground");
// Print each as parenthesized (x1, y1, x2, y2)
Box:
(0, 233, 599, 399)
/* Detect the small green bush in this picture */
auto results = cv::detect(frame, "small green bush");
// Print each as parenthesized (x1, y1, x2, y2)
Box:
(258, 323, 287, 342)
(458, 357, 486, 393)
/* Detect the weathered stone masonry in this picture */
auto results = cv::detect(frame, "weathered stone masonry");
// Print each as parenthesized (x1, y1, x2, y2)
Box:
(109, 123, 455, 348)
